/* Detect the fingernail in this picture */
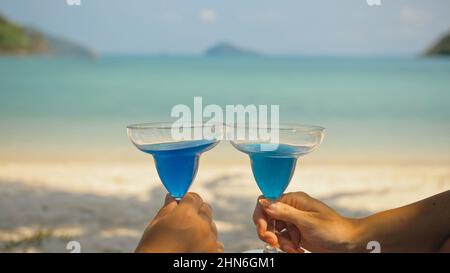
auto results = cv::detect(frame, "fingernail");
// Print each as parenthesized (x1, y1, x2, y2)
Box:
(258, 199, 271, 207)
(259, 199, 278, 211)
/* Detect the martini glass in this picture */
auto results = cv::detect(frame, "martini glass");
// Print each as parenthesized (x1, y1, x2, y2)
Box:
(229, 123, 325, 253)
(127, 121, 221, 201)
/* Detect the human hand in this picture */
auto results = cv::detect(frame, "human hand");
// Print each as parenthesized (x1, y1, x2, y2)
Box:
(253, 192, 360, 253)
(136, 192, 224, 253)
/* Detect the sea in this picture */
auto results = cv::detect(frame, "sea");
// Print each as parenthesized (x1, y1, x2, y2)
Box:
(0, 56, 449, 163)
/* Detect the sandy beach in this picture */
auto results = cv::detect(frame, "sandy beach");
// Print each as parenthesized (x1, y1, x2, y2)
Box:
(1, 161, 448, 253)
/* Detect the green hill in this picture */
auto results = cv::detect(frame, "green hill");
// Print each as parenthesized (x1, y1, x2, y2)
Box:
(0, 14, 35, 53)
(0, 14, 95, 57)
(425, 32, 450, 56)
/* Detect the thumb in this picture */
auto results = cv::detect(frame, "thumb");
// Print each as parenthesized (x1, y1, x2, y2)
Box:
(259, 199, 306, 227)
(154, 194, 177, 219)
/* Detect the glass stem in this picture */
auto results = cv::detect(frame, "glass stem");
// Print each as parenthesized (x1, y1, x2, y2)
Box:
(263, 218, 278, 253)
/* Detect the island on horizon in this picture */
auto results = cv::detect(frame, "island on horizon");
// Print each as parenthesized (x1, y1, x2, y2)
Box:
(204, 42, 260, 57)
(2, 10, 449, 59)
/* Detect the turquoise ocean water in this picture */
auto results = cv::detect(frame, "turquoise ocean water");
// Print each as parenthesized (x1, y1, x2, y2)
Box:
(0, 56, 449, 163)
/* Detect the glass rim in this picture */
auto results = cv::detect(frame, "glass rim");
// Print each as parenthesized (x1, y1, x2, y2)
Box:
(127, 121, 325, 132)
(126, 121, 223, 130)
(226, 122, 325, 132)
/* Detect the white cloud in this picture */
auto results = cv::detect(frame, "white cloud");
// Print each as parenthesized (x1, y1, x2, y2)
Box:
(199, 8, 217, 24)
(400, 7, 431, 27)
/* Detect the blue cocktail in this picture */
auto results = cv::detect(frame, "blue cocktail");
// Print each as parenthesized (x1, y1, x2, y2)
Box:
(135, 139, 218, 200)
(127, 122, 221, 201)
(232, 143, 315, 200)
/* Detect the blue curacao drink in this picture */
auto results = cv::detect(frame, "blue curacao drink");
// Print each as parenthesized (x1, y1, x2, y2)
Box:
(135, 139, 218, 200)
(232, 143, 313, 199)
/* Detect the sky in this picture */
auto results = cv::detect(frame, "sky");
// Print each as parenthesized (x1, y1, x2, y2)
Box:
(1, 0, 450, 56)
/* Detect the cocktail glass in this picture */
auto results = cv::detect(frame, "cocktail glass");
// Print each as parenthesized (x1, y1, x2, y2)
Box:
(229, 123, 325, 252)
(127, 121, 222, 201)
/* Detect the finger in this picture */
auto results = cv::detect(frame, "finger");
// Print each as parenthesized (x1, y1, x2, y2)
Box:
(277, 230, 302, 253)
(257, 215, 277, 246)
(259, 198, 308, 227)
(154, 194, 178, 219)
(199, 202, 213, 222)
(275, 220, 287, 233)
(178, 192, 204, 211)
(216, 241, 225, 252)
(164, 194, 176, 206)
(261, 228, 279, 247)
(287, 223, 300, 249)
(258, 223, 277, 246)
(211, 222, 218, 238)
(257, 227, 277, 247)
(262, 219, 278, 247)
(253, 196, 268, 227)
(204, 237, 222, 253)
(280, 192, 326, 213)
(253, 196, 273, 243)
